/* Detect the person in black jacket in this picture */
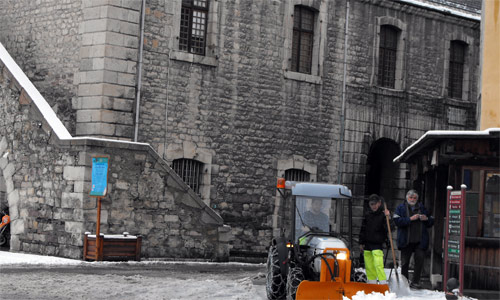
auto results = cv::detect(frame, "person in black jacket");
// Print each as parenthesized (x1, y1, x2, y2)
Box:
(359, 194, 390, 284)
(393, 189, 434, 289)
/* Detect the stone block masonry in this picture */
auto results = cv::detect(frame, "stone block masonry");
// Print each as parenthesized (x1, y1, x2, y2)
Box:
(75, 1, 142, 139)
(0, 48, 230, 260)
(0, 0, 481, 259)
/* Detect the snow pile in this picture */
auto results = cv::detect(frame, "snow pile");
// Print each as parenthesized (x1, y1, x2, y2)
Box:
(0, 251, 476, 300)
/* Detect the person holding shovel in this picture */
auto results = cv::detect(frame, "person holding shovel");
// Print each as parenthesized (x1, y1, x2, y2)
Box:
(393, 189, 434, 289)
(359, 194, 390, 284)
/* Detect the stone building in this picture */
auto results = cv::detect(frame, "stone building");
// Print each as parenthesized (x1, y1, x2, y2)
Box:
(0, 0, 481, 261)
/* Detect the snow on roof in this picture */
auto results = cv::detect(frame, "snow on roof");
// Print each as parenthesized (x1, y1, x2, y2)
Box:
(394, 128, 500, 162)
(397, 0, 481, 21)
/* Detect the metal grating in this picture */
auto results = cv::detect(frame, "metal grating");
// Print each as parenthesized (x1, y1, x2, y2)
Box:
(179, 0, 208, 55)
(285, 168, 310, 182)
(172, 158, 203, 194)
(378, 25, 398, 88)
(448, 40, 466, 99)
(291, 6, 314, 74)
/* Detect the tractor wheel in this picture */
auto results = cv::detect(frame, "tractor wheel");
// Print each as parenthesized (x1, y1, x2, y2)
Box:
(266, 245, 286, 300)
(286, 264, 305, 300)
(352, 270, 367, 283)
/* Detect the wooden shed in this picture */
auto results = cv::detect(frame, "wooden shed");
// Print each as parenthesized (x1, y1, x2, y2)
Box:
(394, 128, 499, 299)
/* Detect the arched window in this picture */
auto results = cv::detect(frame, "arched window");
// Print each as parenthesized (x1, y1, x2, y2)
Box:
(378, 25, 399, 88)
(285, 168, 310, 182)
(172, 158, 204, 194)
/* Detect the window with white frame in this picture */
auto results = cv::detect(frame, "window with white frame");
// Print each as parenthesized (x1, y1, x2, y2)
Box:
(169, 0, 219, 66)
(378, 25, 399, 88)
(283, 1, 328, 84)
(180, 0, 209, 55)
(373, 17, 406, 90)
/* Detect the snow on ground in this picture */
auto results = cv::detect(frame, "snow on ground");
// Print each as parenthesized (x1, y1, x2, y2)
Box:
(0, 251, 457, 300)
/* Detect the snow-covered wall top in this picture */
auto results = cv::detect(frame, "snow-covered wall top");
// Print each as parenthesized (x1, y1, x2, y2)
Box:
(398, 0, 481, 20)
(0, 42, 72, 140)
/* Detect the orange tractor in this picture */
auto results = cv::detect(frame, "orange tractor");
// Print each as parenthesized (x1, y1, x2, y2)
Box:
(266, 180, 389, 299)
(0, 209, 10, 247)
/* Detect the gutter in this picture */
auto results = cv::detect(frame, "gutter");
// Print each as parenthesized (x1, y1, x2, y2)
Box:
(338, 0, 350, 184)
(134, 0, 146, 142)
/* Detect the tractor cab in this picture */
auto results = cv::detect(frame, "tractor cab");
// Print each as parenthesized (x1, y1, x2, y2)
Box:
(279, 180, 353, 247)
(267, 179, 390, 300)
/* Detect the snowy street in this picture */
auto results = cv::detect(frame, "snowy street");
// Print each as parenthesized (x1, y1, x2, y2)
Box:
(0, 251, 459, 300)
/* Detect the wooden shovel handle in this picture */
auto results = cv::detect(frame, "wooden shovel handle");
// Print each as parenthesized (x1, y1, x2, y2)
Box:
(384, 201, 398, 270)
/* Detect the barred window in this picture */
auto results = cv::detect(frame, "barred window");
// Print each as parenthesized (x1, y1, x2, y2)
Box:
(172, 158, 203, 194)
(449, 40, 466, 99)
(285, 169, 310, 182)
(291, 6, 315, 74)
(378, 25, 399, 88)
(180, 0, 209, 55)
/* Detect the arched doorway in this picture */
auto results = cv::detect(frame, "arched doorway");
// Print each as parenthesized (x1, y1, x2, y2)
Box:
(364, 138, 401, 211)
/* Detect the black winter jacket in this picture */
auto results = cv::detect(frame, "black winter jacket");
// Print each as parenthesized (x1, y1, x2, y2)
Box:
(359, 206, 388, 247)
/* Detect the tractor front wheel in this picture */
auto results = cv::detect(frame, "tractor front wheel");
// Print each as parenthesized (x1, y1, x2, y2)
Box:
(266, 245, 286, 300)
(286, 264, 305, 300)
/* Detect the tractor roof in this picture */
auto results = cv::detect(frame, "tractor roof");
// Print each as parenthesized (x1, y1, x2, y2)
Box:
(289, 182, 352, 199)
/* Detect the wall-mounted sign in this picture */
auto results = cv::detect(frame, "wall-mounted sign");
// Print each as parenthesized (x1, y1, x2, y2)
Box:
(90, 156, 109, 197)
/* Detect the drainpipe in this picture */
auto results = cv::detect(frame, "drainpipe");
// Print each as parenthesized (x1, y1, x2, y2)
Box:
(134, 0, 146, 142)
(338, 0, 349, 184)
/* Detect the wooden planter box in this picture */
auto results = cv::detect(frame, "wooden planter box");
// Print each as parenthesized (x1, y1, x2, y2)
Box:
(83, 232, 142, 261)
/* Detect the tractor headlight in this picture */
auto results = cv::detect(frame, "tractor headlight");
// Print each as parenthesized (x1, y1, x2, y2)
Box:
(336, 252, 347, 260)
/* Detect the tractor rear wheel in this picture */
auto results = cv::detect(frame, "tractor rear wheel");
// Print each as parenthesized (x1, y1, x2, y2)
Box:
(266, 245, 286, 299)
(286, 263, 305, 300)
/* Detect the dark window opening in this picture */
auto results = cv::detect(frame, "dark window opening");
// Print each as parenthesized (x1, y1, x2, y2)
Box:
(378, 25, 399, 88)
(172, 158, 203, 194)
(180, 0, 209, 55)
(463, 168, 500, 238)
(285, 168, 310, 182)
(291, 6, 315, 74)
(449, 41, 467, 99)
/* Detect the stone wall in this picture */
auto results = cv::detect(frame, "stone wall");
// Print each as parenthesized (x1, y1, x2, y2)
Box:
(0, 50, 230, 260)
(0, 0, 83, 134)
(0, 0, 481, 257)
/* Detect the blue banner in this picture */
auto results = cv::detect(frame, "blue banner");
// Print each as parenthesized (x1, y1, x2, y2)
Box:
(90, 157, 109, 197)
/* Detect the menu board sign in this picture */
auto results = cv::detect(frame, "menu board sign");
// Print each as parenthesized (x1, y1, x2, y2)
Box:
(447, 191, 463, 262)
(443, 185, 467, 294)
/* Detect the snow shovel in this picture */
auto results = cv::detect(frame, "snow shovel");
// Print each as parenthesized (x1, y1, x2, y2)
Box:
(383, 201, 410, 296)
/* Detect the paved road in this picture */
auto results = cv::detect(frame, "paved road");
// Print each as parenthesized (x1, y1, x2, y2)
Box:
(0, 261, 268, 300)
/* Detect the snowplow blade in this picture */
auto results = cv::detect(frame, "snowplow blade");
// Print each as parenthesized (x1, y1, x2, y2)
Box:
(342, 282, 389, 299)
(296, 281, 345, 300)
(296, 281, 390, 300)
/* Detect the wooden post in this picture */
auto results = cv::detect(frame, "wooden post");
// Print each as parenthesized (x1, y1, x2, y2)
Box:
(443, 186, 452, 291)
(459, 184, 467, 295)
(96, 196, 102, 261)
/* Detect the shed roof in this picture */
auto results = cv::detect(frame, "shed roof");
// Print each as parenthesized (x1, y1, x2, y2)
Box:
(394, 128, 500, 163)
(397, 0, 482, 20)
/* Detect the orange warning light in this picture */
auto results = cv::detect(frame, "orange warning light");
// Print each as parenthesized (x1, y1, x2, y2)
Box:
(277, 177, 286, 189)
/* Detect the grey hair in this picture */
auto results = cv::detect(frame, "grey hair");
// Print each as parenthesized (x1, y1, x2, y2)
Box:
(406, 189, 419, 200)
